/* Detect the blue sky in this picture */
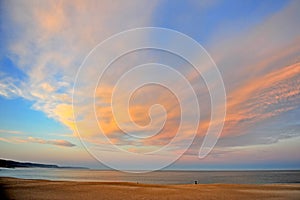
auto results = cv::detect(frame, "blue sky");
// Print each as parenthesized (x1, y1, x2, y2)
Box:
(0, 0, 299, 170)
(154, 1, 288, 42)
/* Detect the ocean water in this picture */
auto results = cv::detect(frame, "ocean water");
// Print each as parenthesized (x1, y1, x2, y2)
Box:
(0, 168, 299, 184)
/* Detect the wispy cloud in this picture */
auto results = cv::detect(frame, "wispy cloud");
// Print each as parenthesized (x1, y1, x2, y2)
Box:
(0, 135, 76, 147)
(27, 137, 76, 147)
(0, 137, 13, 143)
(1, 0, 159, 132)
(222, 63, 300, 137)
(0, 129, 23, 134)
(198, 1, 300, 144)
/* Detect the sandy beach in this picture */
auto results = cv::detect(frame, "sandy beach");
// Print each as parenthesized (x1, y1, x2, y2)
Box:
(1, 177, 299, 200)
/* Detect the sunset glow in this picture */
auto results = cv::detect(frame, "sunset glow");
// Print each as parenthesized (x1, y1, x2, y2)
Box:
(0, 0, 299, 170)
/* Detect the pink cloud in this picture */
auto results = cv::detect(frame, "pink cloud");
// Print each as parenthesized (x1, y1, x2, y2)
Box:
(27, 137, 76, 147)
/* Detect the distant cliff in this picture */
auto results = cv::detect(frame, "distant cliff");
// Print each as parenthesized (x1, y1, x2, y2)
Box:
(0, 159, 88, 169)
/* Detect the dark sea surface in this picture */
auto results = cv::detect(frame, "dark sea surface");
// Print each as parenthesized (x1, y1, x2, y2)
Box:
(0, 168, 299, 184)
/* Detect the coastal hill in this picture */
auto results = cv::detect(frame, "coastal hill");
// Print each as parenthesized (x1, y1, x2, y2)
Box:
(0, 159, 88, 169)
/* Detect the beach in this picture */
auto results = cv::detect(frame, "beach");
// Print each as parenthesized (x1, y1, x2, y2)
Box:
(1, 177, 299, 200)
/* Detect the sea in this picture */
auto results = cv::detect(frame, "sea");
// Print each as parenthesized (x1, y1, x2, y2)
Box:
(0, 168, 299, 185)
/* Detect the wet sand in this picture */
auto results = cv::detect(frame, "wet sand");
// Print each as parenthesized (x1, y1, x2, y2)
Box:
(1, 177, 300, 200)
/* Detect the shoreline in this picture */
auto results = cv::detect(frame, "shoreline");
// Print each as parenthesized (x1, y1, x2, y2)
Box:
(1, 175, 300, 185)
(1, 177, 300, 200)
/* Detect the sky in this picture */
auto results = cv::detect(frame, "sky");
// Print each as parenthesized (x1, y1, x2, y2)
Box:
(0, 0, 299, 170)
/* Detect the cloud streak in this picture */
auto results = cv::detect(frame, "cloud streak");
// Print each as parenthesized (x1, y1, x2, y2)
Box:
(0, 129, 23, 134)
(222, 62, 300, 137)
(27, 137, 76, 147)
(0, 135, 76, 147)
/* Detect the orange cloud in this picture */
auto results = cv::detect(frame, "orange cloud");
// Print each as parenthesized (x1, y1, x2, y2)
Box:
(93, 84, 182, 150)
(223, 62, 300, 137)
(27, 137, 76, 147)
(35, 1, 65, 33)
